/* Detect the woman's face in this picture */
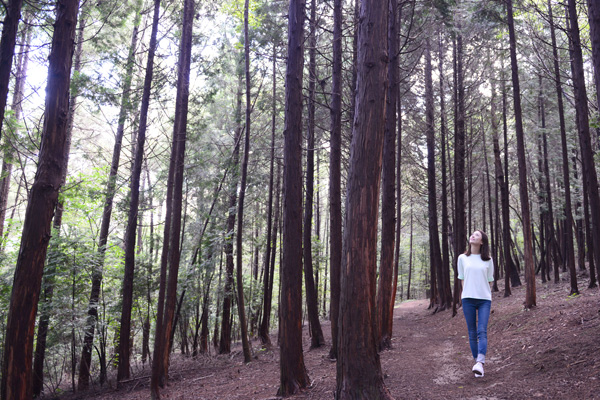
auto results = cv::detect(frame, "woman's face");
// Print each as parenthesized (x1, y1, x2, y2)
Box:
(469, 231, 482, 245)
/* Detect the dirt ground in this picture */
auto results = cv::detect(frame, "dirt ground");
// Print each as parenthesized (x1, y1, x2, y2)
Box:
(68, 272, 600, 399)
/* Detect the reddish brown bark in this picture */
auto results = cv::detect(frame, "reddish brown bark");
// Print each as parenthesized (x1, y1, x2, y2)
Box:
(327, 0, 342, 361)
(151, 0, 193, 396)
(377, 0, 397, 349)
(0, 0, 80, 397)
(335, 0, 391, 397)
(278, 0, 310, 393)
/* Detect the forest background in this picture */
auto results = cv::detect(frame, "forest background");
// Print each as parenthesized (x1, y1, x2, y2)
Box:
(0, 0, 598, 397)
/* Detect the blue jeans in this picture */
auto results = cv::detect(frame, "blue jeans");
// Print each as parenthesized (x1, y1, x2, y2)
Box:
(462, 298, 491, 363)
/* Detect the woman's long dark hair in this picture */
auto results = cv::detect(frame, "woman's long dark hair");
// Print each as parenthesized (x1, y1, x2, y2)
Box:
(465, 230, 491, 261)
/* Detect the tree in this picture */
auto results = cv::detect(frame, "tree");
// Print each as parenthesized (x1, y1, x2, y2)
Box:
(377, 0, 398, 349)
(335, 0, 392, 397)
(546, 0, 576, 289)
(278, 0, 310, 393)
(0, 0, 81, 397)
(33, 7, 89, 395)
(327, 0, 342, 360)
(452, 24, 466, 314)
(303, 0, 325, 349)
(150, 0, 194, 395)
(234, 0, 253, 363)
(117, 0, 161, 381)
(506, 0, 535, 308)
(566, 0, 600, 283)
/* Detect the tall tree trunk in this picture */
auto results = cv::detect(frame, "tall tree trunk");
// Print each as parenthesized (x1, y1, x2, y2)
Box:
(0, 0, 80, 397)
(234, 0, 252, 363)
(0, 0, 25, 142)
(506, 0, 536, 308)
(151, 0, 193, 395)
(335, 0, 391, 397)
(377, 0, 397, 349)
(219, 64, 243, 355)
(438, 31, 453, 307)
(117, 0, 161, 381)
(33, 8, 87, 395)
(0, 18, 30, 242)
(327, 0, 342, 361)
(453, 27, 466, 314)
(78, 6, 141, 390)
(566, 0, 600, 282)
(303, 0, 325, 349)
(278, 0, 310, 393)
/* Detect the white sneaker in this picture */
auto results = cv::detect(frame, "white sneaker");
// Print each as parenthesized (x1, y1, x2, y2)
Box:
(472, 362, 484, 377)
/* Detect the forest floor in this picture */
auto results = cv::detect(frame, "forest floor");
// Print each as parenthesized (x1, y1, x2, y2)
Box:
(68, 271, 600, 400)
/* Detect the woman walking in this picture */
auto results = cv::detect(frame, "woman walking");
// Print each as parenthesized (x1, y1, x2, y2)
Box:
(458, 230, 494, 377)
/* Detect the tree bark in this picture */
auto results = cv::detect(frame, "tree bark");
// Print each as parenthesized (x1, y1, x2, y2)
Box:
(33, 8, 87, 395)
(452, 27, 466, 314)
(303, 0, 325, 349)
(117, 0, 161, 381)
(278, 0, 310, 392)
(377, 0, 397, 349)
(78, 6, 141, 390)
(566, 0, 600, 284)
(327, 0, 342, 361)
(151, 0, 193, 395)
(0, 0, 80, 397)
(335, 0, 391, 397)
(506, 0, 536, 308)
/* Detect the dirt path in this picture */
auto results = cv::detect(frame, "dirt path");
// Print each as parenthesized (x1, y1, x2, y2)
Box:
(73, 277, 600, 400)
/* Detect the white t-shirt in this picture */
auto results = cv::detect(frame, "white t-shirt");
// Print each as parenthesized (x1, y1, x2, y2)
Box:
(457, 253, 494, 301)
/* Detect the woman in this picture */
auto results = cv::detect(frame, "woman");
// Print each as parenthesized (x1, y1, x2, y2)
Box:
(458, 230, 494, 378)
